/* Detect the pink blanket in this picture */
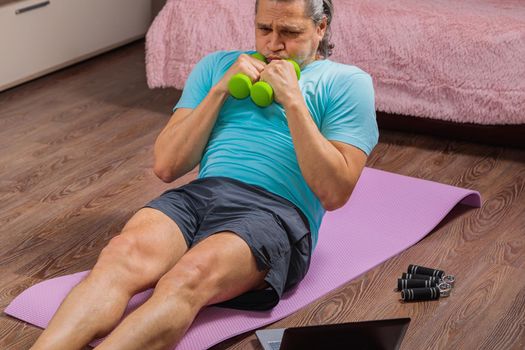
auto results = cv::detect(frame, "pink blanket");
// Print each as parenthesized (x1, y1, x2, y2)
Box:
(145, 0, 525, 125)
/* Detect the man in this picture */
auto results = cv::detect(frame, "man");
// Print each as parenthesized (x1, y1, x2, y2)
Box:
(31, 0, 378, 349)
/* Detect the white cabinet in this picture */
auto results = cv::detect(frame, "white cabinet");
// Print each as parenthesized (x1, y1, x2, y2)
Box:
(0, 0, 151, 91)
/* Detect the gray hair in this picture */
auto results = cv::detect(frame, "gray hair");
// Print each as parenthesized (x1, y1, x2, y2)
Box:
(255, 0, 335, 58)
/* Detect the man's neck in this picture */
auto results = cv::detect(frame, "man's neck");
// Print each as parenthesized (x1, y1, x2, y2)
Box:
(301, 54, 322, 68)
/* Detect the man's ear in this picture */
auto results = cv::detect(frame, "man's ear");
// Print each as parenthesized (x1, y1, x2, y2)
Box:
(316, 16, 328, 40)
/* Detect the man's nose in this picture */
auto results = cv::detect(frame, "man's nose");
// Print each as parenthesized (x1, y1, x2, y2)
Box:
(268, 32, 285, 52)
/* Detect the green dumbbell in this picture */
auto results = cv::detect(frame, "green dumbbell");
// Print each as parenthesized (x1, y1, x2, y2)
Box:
(251, 59, 300, 107)
(228, 53, 301, 107)
(228, 53, 267, 100)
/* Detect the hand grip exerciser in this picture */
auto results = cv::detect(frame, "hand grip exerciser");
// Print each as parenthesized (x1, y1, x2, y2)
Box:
(227, 52, 301, 108)
(396, 264, 456, 302)
(400, 283, 452, 302)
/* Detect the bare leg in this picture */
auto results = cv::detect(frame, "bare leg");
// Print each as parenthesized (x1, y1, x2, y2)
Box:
(30, 208, 188, 350)
(95, 232, 268, 350)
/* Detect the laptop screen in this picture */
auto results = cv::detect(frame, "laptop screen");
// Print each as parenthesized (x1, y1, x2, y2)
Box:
(266, 318, 411, 350)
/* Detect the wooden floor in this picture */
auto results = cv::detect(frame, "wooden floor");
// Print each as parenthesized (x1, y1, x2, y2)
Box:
(1, 40, 524, 350)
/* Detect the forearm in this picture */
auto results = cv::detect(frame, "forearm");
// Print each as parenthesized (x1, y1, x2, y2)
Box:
(154, 87, 229, 182)
(285, 100, 359, 210)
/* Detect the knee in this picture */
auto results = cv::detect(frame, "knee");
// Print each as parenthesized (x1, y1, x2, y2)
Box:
(92, 234, 142, 283)
(155, 257, 216, 308)
(98, 235, 136, 267)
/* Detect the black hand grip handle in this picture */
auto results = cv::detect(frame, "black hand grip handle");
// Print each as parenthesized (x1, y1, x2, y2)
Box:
(397, 278, 436, 290)
(401, 287, 441, 302)
(408, 264, 445, 278)
(15, 1, 50, 15)
(401, 273, 439, 283)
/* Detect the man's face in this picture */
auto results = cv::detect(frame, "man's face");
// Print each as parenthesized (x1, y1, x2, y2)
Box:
(255, 0, 327, 66)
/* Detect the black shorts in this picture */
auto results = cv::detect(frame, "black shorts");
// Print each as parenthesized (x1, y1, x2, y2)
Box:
(143, 176, 312, 310)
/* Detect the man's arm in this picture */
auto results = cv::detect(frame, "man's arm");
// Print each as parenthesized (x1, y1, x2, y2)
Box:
(285, 100, 367, 211)
(153, 90, 227, 183)
(260, 60, 368, 211)
(154, 54, 266, 182)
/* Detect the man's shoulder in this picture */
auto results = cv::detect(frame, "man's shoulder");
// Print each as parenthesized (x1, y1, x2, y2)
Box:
(313, 60, 375, 102)
(320, 59, 371, 80)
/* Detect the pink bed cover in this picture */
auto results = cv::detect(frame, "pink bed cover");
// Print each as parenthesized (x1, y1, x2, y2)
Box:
(145, 0, 525, 125)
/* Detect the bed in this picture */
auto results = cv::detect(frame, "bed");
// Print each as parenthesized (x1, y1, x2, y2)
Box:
(145, 0, 525, 145)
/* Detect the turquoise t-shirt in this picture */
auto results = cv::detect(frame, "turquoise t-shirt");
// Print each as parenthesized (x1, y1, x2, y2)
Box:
(174, 50, 379, 249)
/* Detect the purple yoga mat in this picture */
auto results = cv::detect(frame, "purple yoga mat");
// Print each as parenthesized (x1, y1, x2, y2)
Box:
(5, 167, 481, 349)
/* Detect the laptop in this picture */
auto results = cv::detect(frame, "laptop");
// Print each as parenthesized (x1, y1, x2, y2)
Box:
(256, 317, 411, 350)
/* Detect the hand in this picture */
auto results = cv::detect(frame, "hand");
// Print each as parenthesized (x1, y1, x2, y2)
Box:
(214, 54, 267, 95)
(259, 60, 302, 107)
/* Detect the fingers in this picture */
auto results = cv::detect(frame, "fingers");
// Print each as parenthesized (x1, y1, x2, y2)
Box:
(236, 54, 266, 82)
(267, 59, 294, 75)
(260, 60, 293, 82)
